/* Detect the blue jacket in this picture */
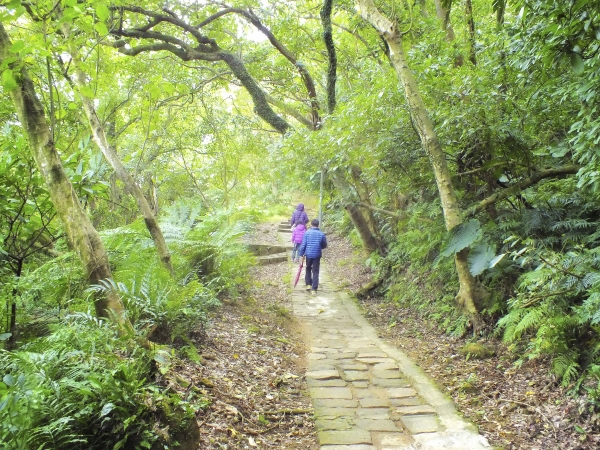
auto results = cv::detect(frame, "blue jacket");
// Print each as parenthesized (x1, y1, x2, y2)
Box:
(298, 227, 327, 258)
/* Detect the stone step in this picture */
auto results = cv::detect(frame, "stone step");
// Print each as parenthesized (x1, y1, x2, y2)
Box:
(256, 252, 288, 265)
(246, 243, 288, 256)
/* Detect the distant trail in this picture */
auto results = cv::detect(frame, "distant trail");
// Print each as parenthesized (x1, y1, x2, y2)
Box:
(277, 221, 490, 449)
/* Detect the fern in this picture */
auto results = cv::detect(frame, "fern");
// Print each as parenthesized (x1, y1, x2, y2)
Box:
(552, 353, 581, 386)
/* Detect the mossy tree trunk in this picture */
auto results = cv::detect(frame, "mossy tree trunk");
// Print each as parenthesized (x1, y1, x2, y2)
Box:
(62, 26, 174, 276)
(356, 0, 486, 329)
(0, 23, 127, 323)
(331, 170, 384, 255)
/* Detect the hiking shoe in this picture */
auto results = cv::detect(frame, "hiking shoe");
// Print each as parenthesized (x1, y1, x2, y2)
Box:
(306, 285, 312, 291)
(311, 290, 317, 296)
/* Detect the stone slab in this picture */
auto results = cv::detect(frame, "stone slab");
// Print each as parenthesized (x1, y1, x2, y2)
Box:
(372, 370, 403, 379)
(353, 381, 369, 388)
(373, 362, 400, 371)
(320, 446, 374, 450)
(306, 370, 341, 380)
(316, 417, 353, 431)
(359, 397, 389, 408)
(356, 408, 391, 420)
(387, 387, 418, 398)
(344, 370, 370, 382)
(307, 378, 348, 387)
(395, 405, 436, 415)
(356, 357, 396, 364)
(372, 378, 410, 388)
(314, 399, 358, 408)
(371, 432, 414, 447)
(319, 429, 373, 445)
(400, 415, 441, 434)
(314, 407, 357, 418)
(310, 387, 353, 399)
(339, 363, 369, 371)
(355, 418, 400, 432)
(390, 397, 423, 407)
(316, 340, 348, 349)
(329, 352, 358, 360)
(354, 388, 377, 399)
(356, 350, 389, 358)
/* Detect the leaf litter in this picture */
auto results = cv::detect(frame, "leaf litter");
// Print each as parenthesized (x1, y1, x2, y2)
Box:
(170, 221, 318, 449)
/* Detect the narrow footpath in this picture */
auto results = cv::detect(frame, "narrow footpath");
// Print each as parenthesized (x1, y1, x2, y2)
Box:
(277, 221, 491, 450)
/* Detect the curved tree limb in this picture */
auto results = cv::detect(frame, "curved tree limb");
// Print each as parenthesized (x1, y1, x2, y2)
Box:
(195, 6, 321, 127)
(107, 7, 290, 133)
(467, 165, 581, 216)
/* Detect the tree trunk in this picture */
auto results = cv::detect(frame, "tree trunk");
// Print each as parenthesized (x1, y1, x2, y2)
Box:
(356, 0, 486, 328)
(434, 0, 456, 42)
(63, 32, 174, 276)
(321, 0, 337, 114)
(0, 23, 127, 323)
(350, 165, 381, 241)
(418, 0, 429, 18)
(465, 0, 477, 65)
(331, 171, 384, 255)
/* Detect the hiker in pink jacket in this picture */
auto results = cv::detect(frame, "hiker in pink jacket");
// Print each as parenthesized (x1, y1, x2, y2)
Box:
(291, 223, 306, 263)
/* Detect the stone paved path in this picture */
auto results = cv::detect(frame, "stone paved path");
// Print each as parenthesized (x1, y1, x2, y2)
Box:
(278, 225, 490, 449)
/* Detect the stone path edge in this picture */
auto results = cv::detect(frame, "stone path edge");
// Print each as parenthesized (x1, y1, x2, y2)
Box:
(336, 289, 480, 435)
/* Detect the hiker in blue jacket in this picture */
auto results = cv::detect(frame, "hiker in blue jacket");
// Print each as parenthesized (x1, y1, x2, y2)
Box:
(298, 219, 327, 295)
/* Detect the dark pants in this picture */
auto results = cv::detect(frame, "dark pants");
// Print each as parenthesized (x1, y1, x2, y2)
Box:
(305, 257, 321, 291)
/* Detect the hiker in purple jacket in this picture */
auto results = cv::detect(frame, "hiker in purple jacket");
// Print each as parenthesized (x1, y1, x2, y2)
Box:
(290, 203, 309, 227)
(291, 223, 306, 262)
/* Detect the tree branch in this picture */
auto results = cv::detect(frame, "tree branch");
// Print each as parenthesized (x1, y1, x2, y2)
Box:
(196, 7, 320, 127)
(263, 93, 313, 129)
(467, 165, 581, 216)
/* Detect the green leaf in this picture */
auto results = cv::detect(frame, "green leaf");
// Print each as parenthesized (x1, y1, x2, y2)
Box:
(64, 0, 78, 6)
(489, 253, 506, 268)
(2, 69, 17, 92)
(3, 374, 15, 386)
(94, 22, 108, 36)
(441, 219, 482, 257)
(95, 4, 110, 21)
(100, 402, 115, 417)
(0, 333, 11, 341)
(468, 242, 496, 276)
(9, 40, 25, 53)
(570, 52, 584, 75)
(79, 85, 95, 98)
(154, 353, 168, 364)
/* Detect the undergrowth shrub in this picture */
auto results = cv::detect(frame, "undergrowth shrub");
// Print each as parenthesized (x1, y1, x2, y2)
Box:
(1, 201, 256, 448)
(0, 315, 201, 450)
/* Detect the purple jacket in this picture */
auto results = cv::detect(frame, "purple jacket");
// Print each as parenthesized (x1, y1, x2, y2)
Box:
(290, 203, 309, 226)
(292, 224, 306, 244)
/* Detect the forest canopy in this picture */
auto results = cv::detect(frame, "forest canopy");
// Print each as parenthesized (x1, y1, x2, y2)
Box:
(2, 0, 600, 447)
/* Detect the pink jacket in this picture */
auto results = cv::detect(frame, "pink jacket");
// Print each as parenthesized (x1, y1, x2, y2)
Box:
(292, 223, 306, 244)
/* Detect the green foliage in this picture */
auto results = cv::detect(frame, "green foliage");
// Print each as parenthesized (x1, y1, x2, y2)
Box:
(440, 219, 482, 257)
(87, 277, 219, 344)
(0, 316, 201, 449)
